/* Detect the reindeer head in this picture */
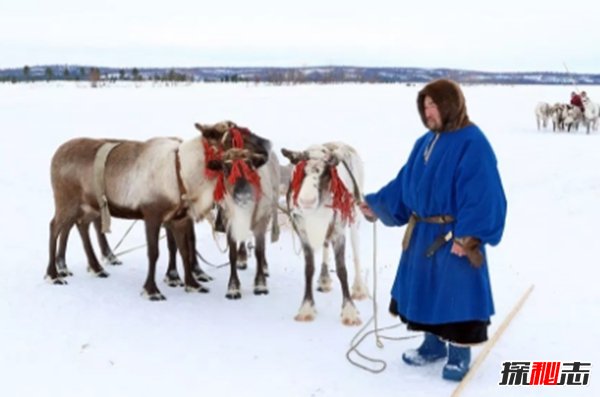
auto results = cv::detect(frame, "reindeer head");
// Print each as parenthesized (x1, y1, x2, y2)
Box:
(281, 145, 354, 222)
(195, 121, 271, 206)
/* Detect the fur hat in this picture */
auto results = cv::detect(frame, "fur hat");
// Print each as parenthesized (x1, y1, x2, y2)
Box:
(417, 79, 471, 132)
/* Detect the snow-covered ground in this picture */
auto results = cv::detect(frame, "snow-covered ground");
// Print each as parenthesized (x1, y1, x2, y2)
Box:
(1, 82, 598, 397)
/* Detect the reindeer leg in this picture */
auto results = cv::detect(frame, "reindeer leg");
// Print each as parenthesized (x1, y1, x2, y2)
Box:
(163, 227, 183, 287)
(295, 243, 316, 322)
(141, 217, 165, 300)
(332, 235, 361, 326)
(349, 220, 368, 300)
(45, 217, 68, 285)
(236, 241, 248, 270)
(56, 221, 74, 277)
(76, 221, 109, 278)
(187, 219, 212, 282)
(226, 233, 242, 299)
(169, 219, 209, 294)
(317, 242, 332, 292)
(93, 218, 122, 266)
(253, 231, 268, 295)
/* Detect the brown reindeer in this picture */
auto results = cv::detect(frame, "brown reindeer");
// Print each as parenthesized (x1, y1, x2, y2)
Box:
(281, 143, 367, 325)
(46, 122, 269, 300)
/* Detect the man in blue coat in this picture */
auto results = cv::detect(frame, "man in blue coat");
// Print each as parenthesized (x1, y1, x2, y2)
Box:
(359, 79, 507, 381)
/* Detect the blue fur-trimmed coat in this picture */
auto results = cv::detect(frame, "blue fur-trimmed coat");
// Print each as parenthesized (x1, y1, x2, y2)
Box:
(365, 124, 507, 324)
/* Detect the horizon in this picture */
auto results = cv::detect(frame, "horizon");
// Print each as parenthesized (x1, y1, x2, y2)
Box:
(2, 64, 599, 76)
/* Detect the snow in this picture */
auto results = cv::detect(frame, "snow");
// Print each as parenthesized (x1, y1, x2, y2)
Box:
(1, 82, 598, 396)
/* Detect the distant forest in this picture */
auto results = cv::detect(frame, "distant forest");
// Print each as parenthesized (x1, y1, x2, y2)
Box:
(1, 65, 599, 85)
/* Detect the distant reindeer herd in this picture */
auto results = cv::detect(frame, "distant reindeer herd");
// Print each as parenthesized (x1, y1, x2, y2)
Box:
(535, 96, 599, 134)
(46, 120, 368, 325)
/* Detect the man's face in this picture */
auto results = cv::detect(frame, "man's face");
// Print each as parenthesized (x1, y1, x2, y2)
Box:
(424, 96, 442, 131)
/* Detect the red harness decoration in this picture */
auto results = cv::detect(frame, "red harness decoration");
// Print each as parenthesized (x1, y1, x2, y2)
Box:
(291, 160, 355, 223)
(227, 128, 262, 198)
(202, 139, 226, 201)
(290, 160, 307, 205)
(329, 166, 355, 223)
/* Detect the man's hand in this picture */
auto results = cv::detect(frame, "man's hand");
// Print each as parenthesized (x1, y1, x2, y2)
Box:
(452, 236, 484, 267)
(450, 241, 466, 257)
(358, 202, 377, 222)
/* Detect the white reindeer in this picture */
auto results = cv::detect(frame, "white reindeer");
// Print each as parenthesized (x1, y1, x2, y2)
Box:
(281, 143, 367, 326)
(535, 102, 552, 130)
(582, 97, 599, 134)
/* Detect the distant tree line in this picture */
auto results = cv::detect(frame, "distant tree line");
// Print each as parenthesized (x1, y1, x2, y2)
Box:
(3, 65, 600, 85)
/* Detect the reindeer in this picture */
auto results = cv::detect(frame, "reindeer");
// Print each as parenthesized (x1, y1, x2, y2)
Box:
(564, 105, 583, 133)
(281, 143, 367, 326)
(582, 97, 599, 134)
(195, 122, 280, 299)
(535, 102, 551, 130)
(46, 123, 268, 300)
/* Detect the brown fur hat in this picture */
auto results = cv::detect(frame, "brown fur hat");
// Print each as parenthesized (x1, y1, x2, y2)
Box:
(417, 79, 471, 132)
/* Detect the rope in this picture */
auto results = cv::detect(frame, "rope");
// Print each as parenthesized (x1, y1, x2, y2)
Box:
(195, 249, 230, 269)
(345, 222, 420, 373)
(113, 220, 138, 252)
(114, 234, 166, 257)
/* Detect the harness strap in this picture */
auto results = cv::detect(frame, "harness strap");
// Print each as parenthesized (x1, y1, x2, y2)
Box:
(401, 213, 455, 251)
(171, 148, 189, 220)
(93, 142, 121, 233)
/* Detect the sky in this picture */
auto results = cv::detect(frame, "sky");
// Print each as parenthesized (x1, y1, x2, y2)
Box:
(1, 0, 599, 72)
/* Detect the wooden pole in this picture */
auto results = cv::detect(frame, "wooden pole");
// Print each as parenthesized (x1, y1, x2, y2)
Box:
(451, 284, 535, 397)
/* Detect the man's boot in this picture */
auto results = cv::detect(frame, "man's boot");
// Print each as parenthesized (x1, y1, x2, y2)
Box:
(402, 332, 448, 366)
(442, 344, 471, 381)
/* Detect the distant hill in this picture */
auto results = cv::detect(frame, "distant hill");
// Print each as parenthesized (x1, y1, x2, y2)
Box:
(1, 65, 599, 85)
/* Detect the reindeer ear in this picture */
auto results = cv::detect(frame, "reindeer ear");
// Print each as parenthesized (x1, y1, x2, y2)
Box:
(327, 154, 340, 167)
(251, 153, 268, 169)
(194, 123, 208, 133)
(206, 159, 223, 171)
(196, 123, 226, 141)
(281, 148, 303, 164)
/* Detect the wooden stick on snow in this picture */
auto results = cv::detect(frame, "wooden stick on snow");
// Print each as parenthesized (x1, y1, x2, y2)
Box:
(451, 284, 535, 397)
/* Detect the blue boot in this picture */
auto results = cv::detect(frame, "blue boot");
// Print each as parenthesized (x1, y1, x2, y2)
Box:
(442, 345, 471, 381)
(402, 332, 448, 366)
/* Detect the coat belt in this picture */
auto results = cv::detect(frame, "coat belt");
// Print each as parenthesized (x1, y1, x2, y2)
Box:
(401, 213, 455, 251)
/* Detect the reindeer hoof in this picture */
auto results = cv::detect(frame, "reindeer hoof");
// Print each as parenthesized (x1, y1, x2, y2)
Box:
(295, 302, 316, 322)
(294, 313, 315, 322)
(317, 284, 332, 293)
(236, 261, 248, 270)
(104, 254, 122, 266)
(341, 303, 361, 326)
(342, 316, 362, 326)
(185, 284, 209, 293)
(141, 290, 166, 301)
(351, 283, 369, 300)
(164, 275, 184, 287)
(193, 271, 213, 282)
(254, 286, 269, 295)
(88, 267, 109, 278)
(58, 268, 74, 277)
(226, 291, 241, 300)
(45, 275, 68, 285)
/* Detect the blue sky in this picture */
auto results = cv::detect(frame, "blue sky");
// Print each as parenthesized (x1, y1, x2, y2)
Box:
(1, 0, 598, 72)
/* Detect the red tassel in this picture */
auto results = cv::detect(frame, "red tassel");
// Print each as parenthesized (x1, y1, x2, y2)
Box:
(329, 167, 354, 223)
(202, 138, 226, 201)
(213, 173, 225, 201)
(231, 128, 244, 149)
(290, 160, 307, 205)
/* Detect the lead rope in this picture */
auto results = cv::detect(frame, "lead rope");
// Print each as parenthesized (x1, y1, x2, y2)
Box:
(345, 221, 419, 373)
